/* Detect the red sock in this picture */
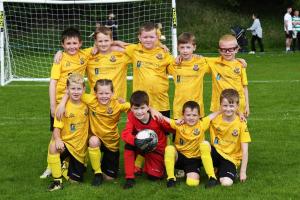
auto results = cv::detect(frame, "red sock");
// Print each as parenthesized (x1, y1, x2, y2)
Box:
(124, 149, 135, 179)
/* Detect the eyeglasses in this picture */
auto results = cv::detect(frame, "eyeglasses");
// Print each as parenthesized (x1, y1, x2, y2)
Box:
(219, 46, 238, 53)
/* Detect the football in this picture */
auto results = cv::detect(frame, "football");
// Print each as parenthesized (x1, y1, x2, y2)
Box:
(135, 129, 158, 153)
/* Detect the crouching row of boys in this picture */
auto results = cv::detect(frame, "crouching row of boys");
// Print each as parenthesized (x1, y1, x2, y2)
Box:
(46, 73, 251, 191)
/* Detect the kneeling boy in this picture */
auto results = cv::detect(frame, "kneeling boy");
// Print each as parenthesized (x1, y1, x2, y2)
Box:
(47, 74, 89, 191)
(210, 89, 251, 186)
(121, 91, 173, 189)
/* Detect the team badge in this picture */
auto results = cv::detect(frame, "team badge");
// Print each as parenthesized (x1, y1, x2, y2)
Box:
(216, 73, 221, 80)
(156, 53, 163, 60)
(95, 58, 99, 62)
(107, 107, 113, 114)
(234, 67, 240, 74)
(69, 113, 75, 118)
(193, 128, 200, 136)
(137, 61, 142, 68)
(110, 55, 116, 62)
(232, 129, 239, 137)
(80, 58, 85, 65)
(66, 61, 71, 67)
(70, 124, 76, 132)
(95, 68, 99, 75)
(193, 64, 199, 71)
(176, 75, 181, 83)
(216, 127, 221, 132)
(214, 137, 219, 144)
(138, 50, 144, 54)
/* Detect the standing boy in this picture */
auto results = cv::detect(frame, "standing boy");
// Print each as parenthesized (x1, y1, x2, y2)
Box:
(41, 27, 89, 178)
(210, 89, 251, 186)
(47, 73, 89, 191)
(206, 34, 250, 117)
(121, 91, 174, 189)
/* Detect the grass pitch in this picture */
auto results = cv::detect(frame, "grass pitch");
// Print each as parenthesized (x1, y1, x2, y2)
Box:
(0, 53, 299, 200)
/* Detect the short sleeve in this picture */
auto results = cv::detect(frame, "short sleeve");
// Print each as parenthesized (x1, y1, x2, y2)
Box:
(81, 93, 97, 106)
(241, 68, 248, 86)
(169, 119, 179, 130)
(240, 122, 251, 143)
(82, 47, 93, 59)
(53, 117, 64, 129)
(200, 116, 211, 132)
(50, 63, 61, 80)
(125, 44, 137, 57)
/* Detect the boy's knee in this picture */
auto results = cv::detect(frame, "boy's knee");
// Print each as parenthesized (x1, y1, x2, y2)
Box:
(220, 177, 233, 186)
(165, 145, 176, 154)
(49, 141, 58, 154)
(199, 141, 211, 152)
(89, 136, 100, 148)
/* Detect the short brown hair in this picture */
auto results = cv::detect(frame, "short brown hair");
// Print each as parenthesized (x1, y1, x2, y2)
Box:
(139, 22, 156, 35)
(94, 79, 114, 93)
(130, 91, 149, 107)
(220, 89, 239, 104)
(182, 101, 200, 115)
(93, 26, 112, 40)
(178, 32, 196, 45)
(61, 27, 82, 43)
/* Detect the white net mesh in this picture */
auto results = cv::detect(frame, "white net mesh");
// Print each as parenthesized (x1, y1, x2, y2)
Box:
(2, 0, 174, 82)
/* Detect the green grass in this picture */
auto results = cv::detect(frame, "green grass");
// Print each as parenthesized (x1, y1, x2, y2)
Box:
(0, 52, 300, 199)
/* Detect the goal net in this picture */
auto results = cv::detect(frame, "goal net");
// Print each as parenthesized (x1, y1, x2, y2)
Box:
(0, 0, 177, 86)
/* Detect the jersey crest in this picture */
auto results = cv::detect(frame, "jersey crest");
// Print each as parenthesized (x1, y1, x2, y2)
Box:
(110, 55, 116, 62)
(193, 64, 199, 71)
(137, 61, 142, 68)
(95, 68, 99, 75)
(107, 107, 113, 114)
(193, 128, 200, 136)
(156, 53, 163, 60)
(80, 57, 85, 65)
(70, 124, 76, 132)
(234, 67, 240, 74)
(232, 129, 239, 137)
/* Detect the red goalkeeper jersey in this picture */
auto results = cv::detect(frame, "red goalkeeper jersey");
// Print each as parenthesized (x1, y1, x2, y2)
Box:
(121, 111, 174, 153)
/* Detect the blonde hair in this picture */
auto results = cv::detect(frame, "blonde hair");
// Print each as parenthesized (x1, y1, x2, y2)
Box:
(67, 73, 85, 87)
(220, 89, 239, 105)
(93, 26, 113, 40)
(219, 34, 238, 46)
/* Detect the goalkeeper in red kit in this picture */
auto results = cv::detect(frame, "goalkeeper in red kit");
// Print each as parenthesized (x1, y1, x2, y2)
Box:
(121, 91, 174, 189)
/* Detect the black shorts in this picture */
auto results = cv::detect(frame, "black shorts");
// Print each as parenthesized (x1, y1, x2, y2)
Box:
(175, 152, 202, 174)
(50, 111, 54, 132)
(60, 146, 86, 182)
(100, 144, 120, 178)
(211, 146, 237, 181)
(285, 30, 293, 38)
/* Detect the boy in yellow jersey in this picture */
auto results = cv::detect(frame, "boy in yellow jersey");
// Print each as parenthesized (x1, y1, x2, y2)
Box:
(206, 34, 250, 117)
(163, 101, 220, 188)
(86, 27, 131, 99)
(210, 89, 251, 186)
(57, 79, 131, 186)
(41, 27, 89, 179)
(168, 32, 210, 119)
(121, 22, 173, 173)
(47, 73, 89, 191)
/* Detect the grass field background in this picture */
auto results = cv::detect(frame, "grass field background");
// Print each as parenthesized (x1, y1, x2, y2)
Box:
(0, 53, 299, 199)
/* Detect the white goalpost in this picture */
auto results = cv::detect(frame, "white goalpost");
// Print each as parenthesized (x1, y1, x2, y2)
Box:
(0, 0, 177, 86)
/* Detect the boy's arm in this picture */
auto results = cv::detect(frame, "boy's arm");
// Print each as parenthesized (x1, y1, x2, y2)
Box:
(244, 86, 250, 117)
(53, 51, 63, 64)
(207, 110, 222, 121)
(52, 127, 65, 151)
(49, 79, 57, 118)
(239, 142, 249, 182)
(56, 93, 69, 120)
(121, 117, 136, 146)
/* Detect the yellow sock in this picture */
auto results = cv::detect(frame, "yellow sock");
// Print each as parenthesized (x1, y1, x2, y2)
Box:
(164, 145, 176, 180)
(135, 155, 144, 169)
(88, 147, 102, 174)
(47, 154, 61, 179)
(200, 142, 216, 179)
(186, 177, 199, 186)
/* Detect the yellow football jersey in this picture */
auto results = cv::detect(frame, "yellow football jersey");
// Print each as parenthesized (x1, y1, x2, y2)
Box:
(81, 93, 130, 152)
(125, 43, 173, 111)
(206, 57, 248, 112)
(84, 48, 131, 99)
(50, 50, 89, 104)
(210, 115, 251, 166)
(170, 117, 211, 158)
(53, 101, 89, 164)
(169, 56, 210, 119)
